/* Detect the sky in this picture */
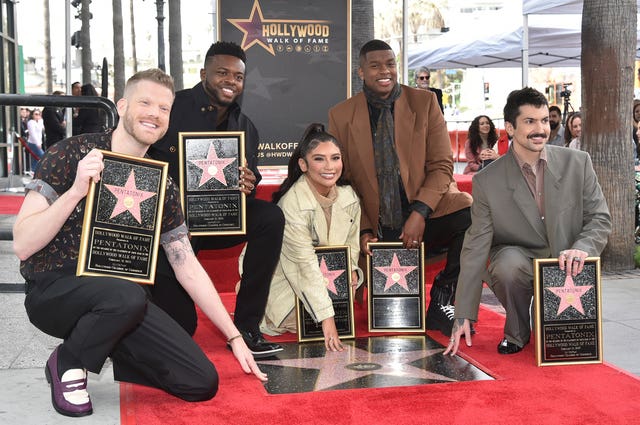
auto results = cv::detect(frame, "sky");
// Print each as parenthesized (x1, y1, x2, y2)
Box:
(16, 0, 216, 84)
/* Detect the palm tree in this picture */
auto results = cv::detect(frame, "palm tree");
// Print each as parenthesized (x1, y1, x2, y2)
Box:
(168, 0, 184, 90)
(130, 0, 138, 74)
(582, 0, 637, 270)
(43, 0, 52, 93)
(80, 0, 93, 84)
(409, 1, 444, 43)
(113, 0, 125, 101)
(352, 0, 374, 95)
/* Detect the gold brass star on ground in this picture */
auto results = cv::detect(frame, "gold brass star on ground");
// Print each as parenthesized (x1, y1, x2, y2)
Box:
(258, 343, 453, 391)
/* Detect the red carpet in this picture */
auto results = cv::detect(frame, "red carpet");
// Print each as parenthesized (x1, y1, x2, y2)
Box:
(0, 195, 24, 214)
(121, 286, 640, 424)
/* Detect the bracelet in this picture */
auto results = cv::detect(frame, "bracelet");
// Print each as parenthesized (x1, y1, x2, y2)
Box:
(227, 334, 243, 344)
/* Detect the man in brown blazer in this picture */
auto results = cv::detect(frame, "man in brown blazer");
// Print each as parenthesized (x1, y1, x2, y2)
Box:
(328, 40, 472, 336)
(446, 87, 611, 356)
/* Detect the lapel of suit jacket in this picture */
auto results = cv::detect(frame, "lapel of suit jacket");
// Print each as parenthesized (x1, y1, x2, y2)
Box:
(296, 178, 328, 245)
(541, 147, 563, 243)
(504, 150, 548, 242)
(348, 93, 379, 195)
(327, 189, 356, 245)
(393, 88, 417, 187)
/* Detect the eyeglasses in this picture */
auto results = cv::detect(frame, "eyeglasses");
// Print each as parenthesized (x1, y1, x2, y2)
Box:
(418, 76, 430, 80)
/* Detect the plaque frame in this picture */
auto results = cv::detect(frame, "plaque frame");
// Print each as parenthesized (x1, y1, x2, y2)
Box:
(533, 257, 603, 366)
(178, 131, 246, 235)
(295, 246, 356, 342)
(367, 242, 425, 333)
(77, 150, 168, 284)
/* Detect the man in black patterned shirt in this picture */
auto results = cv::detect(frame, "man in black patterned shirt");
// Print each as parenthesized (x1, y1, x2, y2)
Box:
(13, 69, 266, 418)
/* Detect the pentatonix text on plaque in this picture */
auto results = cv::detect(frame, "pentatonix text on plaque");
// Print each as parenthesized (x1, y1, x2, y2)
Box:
(178, 131, 246, 235)
(367, 242, 425, 332)
(77, 150, 167, 284)
(534, 258, 603, 366)
(296, 246, 355, 342)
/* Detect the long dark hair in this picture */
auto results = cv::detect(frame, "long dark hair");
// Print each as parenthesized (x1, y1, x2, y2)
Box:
(467, 115, 498, 153)
(564, 112, 581, 146)
(272, 123, 346, 203)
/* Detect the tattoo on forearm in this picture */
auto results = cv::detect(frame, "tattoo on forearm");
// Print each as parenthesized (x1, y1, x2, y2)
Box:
(452, 318, 464, 334)
(166, 237, 193, 267)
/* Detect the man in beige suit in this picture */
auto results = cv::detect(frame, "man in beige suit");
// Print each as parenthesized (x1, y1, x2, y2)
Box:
(328, 40, 472, 336)
(446, 87, 611, 356)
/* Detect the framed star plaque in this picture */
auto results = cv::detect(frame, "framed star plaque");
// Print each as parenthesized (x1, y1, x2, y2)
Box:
(296, 246, 356, 342)
(77, 150, 168, 284)
(367, 242, 425, 333)
(533, 257, 603, 366)
(178, 131, 246, 235)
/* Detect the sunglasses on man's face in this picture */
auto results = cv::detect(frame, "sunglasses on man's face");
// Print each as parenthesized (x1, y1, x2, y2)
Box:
(418, 76, 430, 80)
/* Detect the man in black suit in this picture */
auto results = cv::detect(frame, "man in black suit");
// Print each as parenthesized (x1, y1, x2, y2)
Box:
(42, 91, 67, 149)
(415, 67, 444, 113)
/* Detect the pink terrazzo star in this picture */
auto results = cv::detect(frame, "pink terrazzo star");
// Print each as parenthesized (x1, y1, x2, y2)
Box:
(546, 274, 593, 315)
(189, 144, 236, 187)
(104, 170, 156, 224)
(375, 253, 417, 291)
(318, 256, 345, 295)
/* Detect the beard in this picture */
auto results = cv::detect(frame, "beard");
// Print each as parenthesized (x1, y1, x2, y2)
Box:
(549, 121, 559, 130)
(203, 80, 234, 107)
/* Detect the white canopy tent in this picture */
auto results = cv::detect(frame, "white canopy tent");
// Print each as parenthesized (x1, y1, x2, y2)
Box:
(407, 1, 640, 86)
(408, 16, 585, 69)
(522, 0, 584, 15)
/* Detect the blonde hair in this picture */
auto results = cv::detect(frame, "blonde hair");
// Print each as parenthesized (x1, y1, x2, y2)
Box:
(124, 68, 174, 97)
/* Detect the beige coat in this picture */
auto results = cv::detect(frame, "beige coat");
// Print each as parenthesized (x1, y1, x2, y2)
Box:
(262, 176, 362, 333)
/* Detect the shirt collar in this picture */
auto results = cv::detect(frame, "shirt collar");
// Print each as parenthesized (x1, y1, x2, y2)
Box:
(512, 144, 547, 171)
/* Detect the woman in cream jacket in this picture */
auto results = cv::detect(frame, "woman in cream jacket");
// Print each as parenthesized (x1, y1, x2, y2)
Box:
(261, 123, 362, 352)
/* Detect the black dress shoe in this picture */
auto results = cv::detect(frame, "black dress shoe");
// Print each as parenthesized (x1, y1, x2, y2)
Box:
(497, 338, 524, 355)
(233, 330, 283, 359)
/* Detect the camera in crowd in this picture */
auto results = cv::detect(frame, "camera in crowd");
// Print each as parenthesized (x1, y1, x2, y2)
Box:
(559, 83, 572, 99)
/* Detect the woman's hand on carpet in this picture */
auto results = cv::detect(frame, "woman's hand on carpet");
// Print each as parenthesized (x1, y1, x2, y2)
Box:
(322, 317, 344, 352)
(230, 339, 268, 381)
(443, 318, 472, 356)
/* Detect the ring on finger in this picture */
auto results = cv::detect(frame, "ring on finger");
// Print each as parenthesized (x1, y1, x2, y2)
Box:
(573, 257, 581, 262)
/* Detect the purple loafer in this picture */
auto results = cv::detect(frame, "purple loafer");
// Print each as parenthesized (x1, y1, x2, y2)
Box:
(44, 346, 93, 417)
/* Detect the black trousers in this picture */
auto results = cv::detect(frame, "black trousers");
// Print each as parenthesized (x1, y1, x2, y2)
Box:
(150, 197, 285, 336)
(380, 207, 471, 281)
(25, 273, 218, 402)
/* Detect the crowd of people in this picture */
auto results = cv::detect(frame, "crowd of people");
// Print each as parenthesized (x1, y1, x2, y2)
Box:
(14, 40, 612, 417)
(17, 83, 106, 173)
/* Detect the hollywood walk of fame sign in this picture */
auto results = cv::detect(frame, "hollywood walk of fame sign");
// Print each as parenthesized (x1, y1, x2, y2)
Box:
(296, 246, 355, 342)
(367, 243, 425, 333)
(77, 151, 168, 284)
(178, 132, 246, 235)
(219, 0, 350, 167)
(534, 258, 603, 366)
